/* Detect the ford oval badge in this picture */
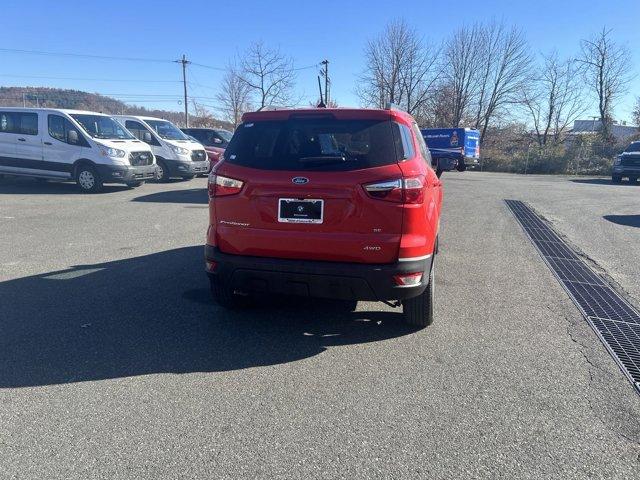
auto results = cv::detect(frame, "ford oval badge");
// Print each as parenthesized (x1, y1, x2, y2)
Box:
(292, 177, 309, 185)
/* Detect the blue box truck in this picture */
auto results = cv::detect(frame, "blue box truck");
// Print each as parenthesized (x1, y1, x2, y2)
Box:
(421, 128, 480, 173)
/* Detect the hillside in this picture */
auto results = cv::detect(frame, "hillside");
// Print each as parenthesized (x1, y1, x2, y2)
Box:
(0, 86, 232, 129)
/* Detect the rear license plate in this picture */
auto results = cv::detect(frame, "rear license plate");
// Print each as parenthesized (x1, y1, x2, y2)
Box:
(278, 198, 323, 224)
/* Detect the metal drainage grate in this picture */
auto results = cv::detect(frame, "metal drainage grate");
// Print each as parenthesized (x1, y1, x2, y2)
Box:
(506, 199, 640, 394)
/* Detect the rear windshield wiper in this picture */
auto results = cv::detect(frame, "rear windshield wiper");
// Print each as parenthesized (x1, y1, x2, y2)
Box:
(298, 155, 346, 166)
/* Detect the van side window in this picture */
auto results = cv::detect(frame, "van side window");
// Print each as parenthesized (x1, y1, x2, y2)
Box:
(48, 114, 86, 146)
(0, 112, 38, 135)
(125, 120, 159, 146)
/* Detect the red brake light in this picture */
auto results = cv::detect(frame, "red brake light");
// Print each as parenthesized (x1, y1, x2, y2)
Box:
(208, 174, 244, 198)
(363, 176, 425, 204)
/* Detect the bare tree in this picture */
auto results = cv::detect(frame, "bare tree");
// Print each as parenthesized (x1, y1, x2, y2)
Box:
(188, 100, 216, 128)
(578, 27, 632, 141)
(216, 64, 251, 127)
(522, 52, 586, 146)
(357, 20, 442, 114)
(239, 42, 296, 110)
(632, 96, 640, 128)
(471, 23, 531, 142)
(443, 24, 482, 127)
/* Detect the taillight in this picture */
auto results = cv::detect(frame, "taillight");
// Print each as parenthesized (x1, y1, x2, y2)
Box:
(363, 176, 425, 204)
(208, 174, 244, 198)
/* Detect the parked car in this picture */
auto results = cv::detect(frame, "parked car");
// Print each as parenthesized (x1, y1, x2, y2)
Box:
(0, 108, 156, 192)
(114, 115, 209, 182)
(612, 141, 640, 183)
(421, 128, 480, 173)
(204, 106, 443, 326)
(181, 127, 232, 172)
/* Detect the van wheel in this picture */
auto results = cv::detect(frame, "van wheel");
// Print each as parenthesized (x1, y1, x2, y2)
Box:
(612, 175, 622, 183)
(402, 261, 434, 327)
(155, 160, 170, 183)
(209, 276, 242, 308)
(76, 165, 102, 193)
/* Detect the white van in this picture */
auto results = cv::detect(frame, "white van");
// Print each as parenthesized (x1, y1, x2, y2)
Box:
(0, 108, 156, 192)
(114, 115, 209, 181)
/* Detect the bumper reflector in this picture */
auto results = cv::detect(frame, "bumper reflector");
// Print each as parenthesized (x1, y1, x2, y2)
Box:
(205, 260, 217, 272)
(393, 272, 423, 286)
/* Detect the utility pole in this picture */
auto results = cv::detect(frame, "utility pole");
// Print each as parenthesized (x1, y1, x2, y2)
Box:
(320, 59, 329, 105)
(175, 54, 191, 127)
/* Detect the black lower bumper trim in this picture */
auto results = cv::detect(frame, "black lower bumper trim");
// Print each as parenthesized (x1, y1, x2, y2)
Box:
(95, 164, 157, 184)
(204, 246, 432, 301)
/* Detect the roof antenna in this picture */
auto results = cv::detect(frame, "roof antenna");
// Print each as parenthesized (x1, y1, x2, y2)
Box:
(316, 76, 326, 108)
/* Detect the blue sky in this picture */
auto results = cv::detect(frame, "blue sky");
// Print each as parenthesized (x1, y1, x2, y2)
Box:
(1, 0, 639, 122)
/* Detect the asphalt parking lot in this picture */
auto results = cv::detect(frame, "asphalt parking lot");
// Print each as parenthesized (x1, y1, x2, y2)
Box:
(1, 172, 639, 479)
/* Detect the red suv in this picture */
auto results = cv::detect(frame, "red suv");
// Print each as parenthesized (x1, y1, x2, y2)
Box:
(205, 107, 443, 326)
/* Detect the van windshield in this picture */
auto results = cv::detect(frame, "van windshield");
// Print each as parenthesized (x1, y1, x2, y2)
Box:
(71, 114, 135, 140)
(224, 119, 399, 171)
(145, 120, 189, 140)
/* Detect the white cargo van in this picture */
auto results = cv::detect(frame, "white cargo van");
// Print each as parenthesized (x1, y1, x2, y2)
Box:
(114, 115, 209, 181)
(0, 108, 156, 192)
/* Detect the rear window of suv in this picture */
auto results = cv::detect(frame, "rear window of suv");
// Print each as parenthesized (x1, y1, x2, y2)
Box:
(224, 118, 401, 171)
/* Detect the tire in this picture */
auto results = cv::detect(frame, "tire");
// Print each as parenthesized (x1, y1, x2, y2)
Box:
(612, 175, 622, 183)
(402, 261, 435, 327)
(76, 164, 103, 193)
(126, 181, 143, 188)
(209, 275, 242, 308)
(155, 160, 170, 183)
(629, 176, 638, 184)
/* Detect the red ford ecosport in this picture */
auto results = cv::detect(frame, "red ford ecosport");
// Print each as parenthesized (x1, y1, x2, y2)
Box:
(205, 106, 443, 326)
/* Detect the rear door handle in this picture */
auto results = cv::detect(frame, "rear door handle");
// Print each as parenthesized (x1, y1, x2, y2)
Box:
(17, 138, 26, 142)
(44, 142, 52, 146)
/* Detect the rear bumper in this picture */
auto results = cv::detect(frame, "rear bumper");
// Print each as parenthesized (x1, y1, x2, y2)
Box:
(204, 245, 432, 301)
(95, 164, 157, 184)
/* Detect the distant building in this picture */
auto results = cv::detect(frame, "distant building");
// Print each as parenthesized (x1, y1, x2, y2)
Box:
(568, 119, 639, 141)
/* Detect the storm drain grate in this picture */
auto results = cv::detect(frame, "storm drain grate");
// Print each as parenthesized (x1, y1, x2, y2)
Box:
(506, 199, 640, 393)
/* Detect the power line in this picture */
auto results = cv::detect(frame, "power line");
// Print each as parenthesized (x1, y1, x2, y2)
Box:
(0, 73, 181, 83)
(0, 47, 173, 63)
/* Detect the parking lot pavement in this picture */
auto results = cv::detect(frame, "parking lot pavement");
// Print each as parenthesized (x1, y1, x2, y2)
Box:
(0, 173, 638, 479)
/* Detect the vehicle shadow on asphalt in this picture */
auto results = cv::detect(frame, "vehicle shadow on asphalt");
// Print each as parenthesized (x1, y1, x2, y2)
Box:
(0, 177, 132, 194)
(570, 178, 638, 186)
(603, 215, 640, 228)
(132, 188, 208, 204)
(0, 246, 416, 388)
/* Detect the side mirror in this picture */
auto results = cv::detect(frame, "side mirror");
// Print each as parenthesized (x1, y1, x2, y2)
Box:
(213, 137, 223, 144)
(67, 130, 79, 145)
(143, 131, 152, 143)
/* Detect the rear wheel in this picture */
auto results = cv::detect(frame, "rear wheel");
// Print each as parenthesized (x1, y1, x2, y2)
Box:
(612, 175, 622, 183)
(76, 165, 102, 193)
(402, 261, 434, 327)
